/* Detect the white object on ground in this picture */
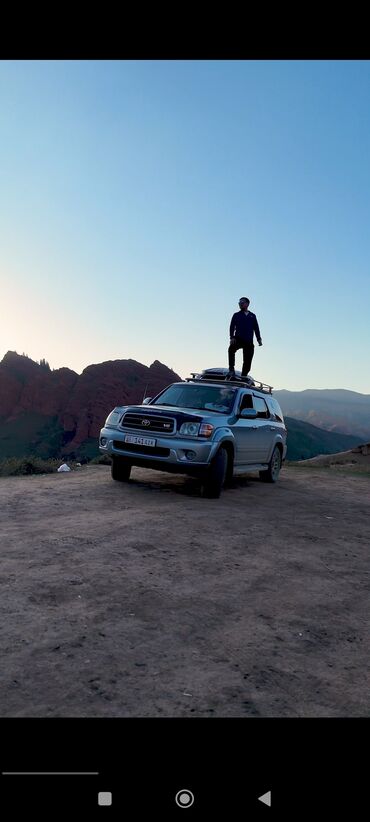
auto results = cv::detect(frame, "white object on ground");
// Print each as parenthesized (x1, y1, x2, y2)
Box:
(57, 463, 71, 472)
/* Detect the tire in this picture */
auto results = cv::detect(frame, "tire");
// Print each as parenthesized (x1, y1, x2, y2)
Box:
(201, 447, 228, 498)
(259, 445, 281, 483)
(224, 449, 234, 487)
(111, 456, 132, 482)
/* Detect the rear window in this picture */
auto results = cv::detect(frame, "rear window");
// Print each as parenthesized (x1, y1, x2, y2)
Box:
(267, 398, 284, 422)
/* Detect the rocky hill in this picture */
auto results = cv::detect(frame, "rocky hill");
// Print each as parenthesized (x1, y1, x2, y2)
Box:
(0, 351, 182, 459)
(292, 441, 370, 469)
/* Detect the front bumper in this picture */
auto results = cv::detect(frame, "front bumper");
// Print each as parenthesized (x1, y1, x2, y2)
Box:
(99, 426, 219, 467)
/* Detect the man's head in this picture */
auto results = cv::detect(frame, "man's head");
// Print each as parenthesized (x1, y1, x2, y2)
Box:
(238, 297, 250, 310)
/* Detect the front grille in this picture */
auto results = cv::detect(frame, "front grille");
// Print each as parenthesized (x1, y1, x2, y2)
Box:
(113, 441, 170, 457)
(120, 413, 175, 433)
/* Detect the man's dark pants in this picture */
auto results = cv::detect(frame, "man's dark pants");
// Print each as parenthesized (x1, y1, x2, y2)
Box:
(228, 337, 254, 376)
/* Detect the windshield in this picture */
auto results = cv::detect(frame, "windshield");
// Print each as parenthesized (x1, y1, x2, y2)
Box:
(151, 384, 237, 414)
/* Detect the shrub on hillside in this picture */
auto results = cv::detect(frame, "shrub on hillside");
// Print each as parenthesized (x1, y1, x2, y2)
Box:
(90, 454, 112, 465)
(0, 457, 72, 476)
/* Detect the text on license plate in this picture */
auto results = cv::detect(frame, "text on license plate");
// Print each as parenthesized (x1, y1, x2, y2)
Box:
(124, 435, 157, 447)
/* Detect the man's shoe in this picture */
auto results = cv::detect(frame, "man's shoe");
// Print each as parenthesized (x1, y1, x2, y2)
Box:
(225, 370, 235, 380)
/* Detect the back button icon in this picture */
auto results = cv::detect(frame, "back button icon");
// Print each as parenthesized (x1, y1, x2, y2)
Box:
(258, 791, 272, 807)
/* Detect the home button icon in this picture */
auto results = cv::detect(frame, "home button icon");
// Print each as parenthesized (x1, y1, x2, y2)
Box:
(175, 789, 195, 808)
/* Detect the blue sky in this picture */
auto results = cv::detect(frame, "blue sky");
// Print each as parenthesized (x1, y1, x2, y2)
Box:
(0, 60, 369, 391)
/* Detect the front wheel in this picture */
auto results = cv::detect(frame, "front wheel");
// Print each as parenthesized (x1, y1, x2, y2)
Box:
(111, 456, 132, 482)
(201, 448, 228, 498)
(259, 445, 281, 483)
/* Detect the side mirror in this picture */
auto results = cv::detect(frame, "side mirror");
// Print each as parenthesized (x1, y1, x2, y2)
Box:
(240, 408, 258, 419)
(142, 397, 152, 405)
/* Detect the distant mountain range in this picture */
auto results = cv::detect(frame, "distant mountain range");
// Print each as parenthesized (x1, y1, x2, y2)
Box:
(284, 417, 363, 461)
(274, 389, 370, 441)
(0, 352, 368, 462)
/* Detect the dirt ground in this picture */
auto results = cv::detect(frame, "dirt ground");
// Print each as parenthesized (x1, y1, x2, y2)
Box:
(0, 464, 369, 717)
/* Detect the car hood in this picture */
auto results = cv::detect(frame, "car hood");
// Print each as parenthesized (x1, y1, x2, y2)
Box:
(116, 404, 232, 426)
(149, 404, 233, 421)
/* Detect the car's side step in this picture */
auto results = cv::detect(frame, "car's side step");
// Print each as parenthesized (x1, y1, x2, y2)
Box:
(233, 463, 269, 475)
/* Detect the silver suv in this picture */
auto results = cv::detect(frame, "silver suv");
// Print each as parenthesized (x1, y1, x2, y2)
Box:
(99, 368, 287, 498)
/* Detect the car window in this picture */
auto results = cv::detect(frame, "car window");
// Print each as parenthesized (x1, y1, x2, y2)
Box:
(239, 393, 253, 413)
(267, 398, 284, 422)
(252, 396, 270, 418)
(152, 384, 237, 413)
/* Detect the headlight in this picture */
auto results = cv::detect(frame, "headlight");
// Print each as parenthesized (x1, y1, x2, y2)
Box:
(179, 422, 214, 438)
(179, 422, 200, 436)
(105, 409, 121, 427)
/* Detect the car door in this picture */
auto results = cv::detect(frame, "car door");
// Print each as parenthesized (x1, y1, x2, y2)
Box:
(251, 395, 274, 462)
(232, 391, 260, 464)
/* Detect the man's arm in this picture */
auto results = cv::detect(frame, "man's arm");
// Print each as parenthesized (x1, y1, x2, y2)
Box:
(254, 315, 262, 345)
(229, 313, 236, 340)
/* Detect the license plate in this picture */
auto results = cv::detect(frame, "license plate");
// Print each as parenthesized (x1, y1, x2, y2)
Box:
(124, 435, 157, 447)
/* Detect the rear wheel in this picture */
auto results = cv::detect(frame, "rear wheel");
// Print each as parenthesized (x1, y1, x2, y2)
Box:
(259, 445, 281, 483)
(201, 447, 228, 498)
(111, 456, 132, 482)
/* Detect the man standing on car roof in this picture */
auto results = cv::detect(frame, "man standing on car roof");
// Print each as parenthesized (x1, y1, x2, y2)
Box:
(227, 297, 262, 379)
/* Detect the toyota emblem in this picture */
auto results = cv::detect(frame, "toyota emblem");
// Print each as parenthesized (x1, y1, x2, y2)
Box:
(141, 419, 150, 426)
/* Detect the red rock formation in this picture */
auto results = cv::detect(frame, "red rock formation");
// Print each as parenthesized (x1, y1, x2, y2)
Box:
(0, 351, 182, 452)
(0, 351, 78, 420)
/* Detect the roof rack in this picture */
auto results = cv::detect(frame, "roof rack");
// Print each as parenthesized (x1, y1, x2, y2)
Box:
(185, 373, 273, 394)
